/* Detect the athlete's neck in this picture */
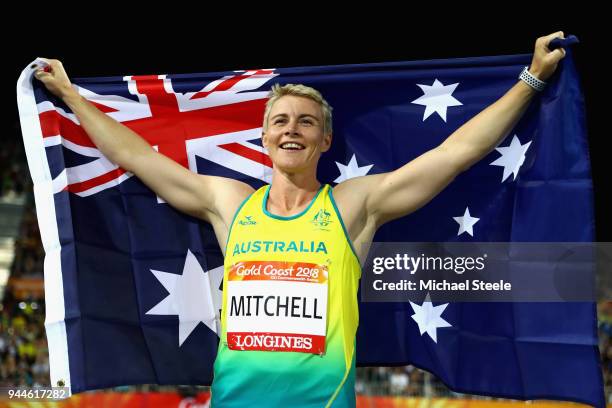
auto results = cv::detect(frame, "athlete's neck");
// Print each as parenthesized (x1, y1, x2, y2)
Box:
(268, 172, 321, 215)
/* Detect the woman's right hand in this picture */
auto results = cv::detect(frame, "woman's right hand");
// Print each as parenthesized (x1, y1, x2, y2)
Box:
(33, 58, 77, 100)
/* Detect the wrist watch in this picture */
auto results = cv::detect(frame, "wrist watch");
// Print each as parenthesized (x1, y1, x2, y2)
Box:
(519, 66, 547, 92)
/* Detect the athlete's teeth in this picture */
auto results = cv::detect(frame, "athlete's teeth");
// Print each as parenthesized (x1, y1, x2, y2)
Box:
(282, 143, 303, 150)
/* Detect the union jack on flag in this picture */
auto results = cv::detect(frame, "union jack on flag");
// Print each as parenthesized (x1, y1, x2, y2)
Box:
(39, 68, 279, 197)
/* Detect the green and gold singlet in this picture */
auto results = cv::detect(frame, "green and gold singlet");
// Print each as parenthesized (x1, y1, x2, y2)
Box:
(211, 183, 361, 407)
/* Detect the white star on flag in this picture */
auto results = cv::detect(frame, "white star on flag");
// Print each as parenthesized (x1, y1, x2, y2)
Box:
(411, 79, 463, 122)
(409, 294, 452, 343)
(146, 249, 224, 346)
(453, 207, 480, 237)
(334, 154, 373, 183)
(489, 135, 533, 182)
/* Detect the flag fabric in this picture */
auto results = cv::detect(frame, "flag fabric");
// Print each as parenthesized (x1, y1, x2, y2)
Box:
(16, 51, 604, 407)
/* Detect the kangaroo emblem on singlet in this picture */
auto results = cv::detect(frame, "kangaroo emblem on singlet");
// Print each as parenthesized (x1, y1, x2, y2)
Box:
(311, 209, 332, 230)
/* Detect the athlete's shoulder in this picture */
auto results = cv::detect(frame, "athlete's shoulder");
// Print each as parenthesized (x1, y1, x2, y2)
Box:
(331, 173, 385, 209)
(207, 177, 256, 221)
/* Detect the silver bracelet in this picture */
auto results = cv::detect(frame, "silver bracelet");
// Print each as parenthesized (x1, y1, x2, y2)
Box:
(519, 66, 547, 92)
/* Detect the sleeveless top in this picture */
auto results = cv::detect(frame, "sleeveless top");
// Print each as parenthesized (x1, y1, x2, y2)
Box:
(211, 183, 361, 407)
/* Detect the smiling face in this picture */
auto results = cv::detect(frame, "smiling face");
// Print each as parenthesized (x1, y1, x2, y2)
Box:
(262, 95, 332, 174)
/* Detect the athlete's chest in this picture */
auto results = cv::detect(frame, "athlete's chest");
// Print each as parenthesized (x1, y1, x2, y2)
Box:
(223, 192, 343, 355)
(227, 212, 340, 261)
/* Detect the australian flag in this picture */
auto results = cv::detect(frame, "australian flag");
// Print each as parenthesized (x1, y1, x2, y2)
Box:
(16, 48, 604, 407)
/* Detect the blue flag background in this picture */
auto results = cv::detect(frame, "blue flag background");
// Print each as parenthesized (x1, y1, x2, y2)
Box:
(16, 50, 604, 407)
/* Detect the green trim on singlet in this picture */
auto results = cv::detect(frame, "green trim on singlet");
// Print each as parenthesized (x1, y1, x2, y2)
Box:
(262, 183, 325, 220)
(224, 191, 255, 252)
(328, 187, 360, 265)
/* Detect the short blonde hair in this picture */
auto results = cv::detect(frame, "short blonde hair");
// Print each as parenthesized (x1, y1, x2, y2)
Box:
(263, 83, 333, 135)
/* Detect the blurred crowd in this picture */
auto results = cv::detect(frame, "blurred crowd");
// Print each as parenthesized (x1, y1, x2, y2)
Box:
(8, 206, 43, 280)
(0, 297, 48, 388)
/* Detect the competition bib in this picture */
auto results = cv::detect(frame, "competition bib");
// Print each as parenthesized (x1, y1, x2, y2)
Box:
(225, 260, 329, 354)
